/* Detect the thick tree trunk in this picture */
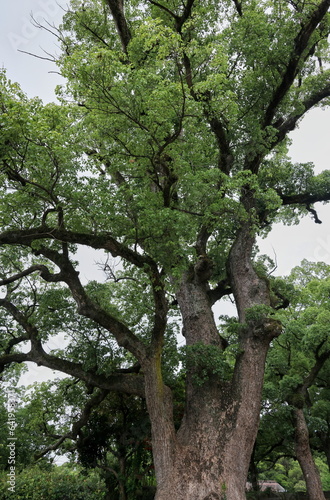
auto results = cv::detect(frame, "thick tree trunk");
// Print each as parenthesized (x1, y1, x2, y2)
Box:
(294, 407, 326, 500)
(148, 281, 278, 498)
(144, 225, 281, 500)
(150, 333, 272, 500)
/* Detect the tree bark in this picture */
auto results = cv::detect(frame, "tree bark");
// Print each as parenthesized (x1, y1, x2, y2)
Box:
(145, 237, 281, 500)
(249, 445, 261, 492)
(294, 407, 326, 500)
(149, 333, 273, 500)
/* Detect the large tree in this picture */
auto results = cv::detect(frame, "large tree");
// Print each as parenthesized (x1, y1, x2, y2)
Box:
(0, 1, 330, 498)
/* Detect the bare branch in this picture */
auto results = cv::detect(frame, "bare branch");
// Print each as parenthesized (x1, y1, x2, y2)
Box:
(17, 50, 56, 63)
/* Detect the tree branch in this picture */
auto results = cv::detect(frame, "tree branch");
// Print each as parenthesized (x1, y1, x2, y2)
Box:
(0, 226, 156, 272)
(273, 79, 330, 144)
(176, 0, 196, 32)
(232, 0, 243, 17)
(146, 0, 179, 21)
(181, 53, 233, 174)
(301, 346, 330, 394)
(208, 278, 233, 306)
(0, 282, 145, 396)
(105, 0, 131, 53)
(0, 265, 62, 287)
(34, 245, 147, 361)
(0, 299, 39, 340)
(263, 0, 330, 127)
(0, 339, 145, 396)
(0, 226, 169, 359)
(0, 352, 29, 375)
(279, 191, 330, 207)
(34, 388, 110, 460)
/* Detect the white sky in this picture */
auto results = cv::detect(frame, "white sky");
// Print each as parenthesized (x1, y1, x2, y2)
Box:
(1, 1, 330, 385)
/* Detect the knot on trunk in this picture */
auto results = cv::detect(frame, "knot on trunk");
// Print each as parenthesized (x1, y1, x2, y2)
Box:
(252, 317, 282, 340)
(194, 255, 214, 282)
(245, 305, 282, 339)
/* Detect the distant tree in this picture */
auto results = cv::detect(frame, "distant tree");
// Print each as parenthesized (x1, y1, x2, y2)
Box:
(255, 261, 330, 500)
(0, 1, 330, 498)
(8, 379, 155, 500)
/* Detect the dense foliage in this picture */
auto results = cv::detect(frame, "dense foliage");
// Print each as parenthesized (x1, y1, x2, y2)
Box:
(0, 1, 329, 499)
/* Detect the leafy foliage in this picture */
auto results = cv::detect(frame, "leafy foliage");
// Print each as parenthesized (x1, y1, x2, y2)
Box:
(0, 0, 329, 497)
(0, 464, 107, 500)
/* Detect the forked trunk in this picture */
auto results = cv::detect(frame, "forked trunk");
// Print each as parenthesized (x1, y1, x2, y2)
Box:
(144, 225, 281, 499)
(149, 333, 273, 500)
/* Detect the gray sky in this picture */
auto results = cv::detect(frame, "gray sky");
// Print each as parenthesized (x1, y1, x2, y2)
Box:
(1, 2, 330, 385)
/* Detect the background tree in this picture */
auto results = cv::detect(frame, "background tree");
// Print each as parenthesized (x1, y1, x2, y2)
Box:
(0, 1, 330, 499)
(253, 261, 330, 499)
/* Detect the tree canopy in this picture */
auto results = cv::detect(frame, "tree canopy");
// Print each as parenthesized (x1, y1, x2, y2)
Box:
(0, 1, 330, 499)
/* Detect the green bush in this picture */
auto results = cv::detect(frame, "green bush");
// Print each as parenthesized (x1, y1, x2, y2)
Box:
(0, 464, 107, 499)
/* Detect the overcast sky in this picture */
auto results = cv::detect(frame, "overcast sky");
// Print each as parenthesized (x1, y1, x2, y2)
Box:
(1, 1, 330, 385)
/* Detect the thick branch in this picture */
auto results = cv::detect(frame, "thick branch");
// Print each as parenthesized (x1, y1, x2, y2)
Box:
(2, 336, 28, 355)
(263, 0, 330, 126)
(0, 265, 62, 286)
(36, 351, 146, 396)
(208, 278, 233, 306)
(176, 0, 196, 32)
(273, 80, 330, 144)
(35, 245, 147, 361)
(279, 191, 330, 206)
(0, 341, 145, 396)
(0, 297, 145, 395)
(0, 226, 168, 359)
(0, 352, 29, 374)
(0, 226, 156, 271)
(105, 0, 131, 53)
(232, 0, 243, 16)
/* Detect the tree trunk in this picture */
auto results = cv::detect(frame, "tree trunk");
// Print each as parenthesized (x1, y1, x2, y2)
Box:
(149, 332, 273, 500)
(118, 456, 128, 500)
(317, 430, 330, 472)
(249, 444, 261, 491)
(294, 407, 326, 500)
(143, 226, 282, 500)
(147, 280, 279, 497)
